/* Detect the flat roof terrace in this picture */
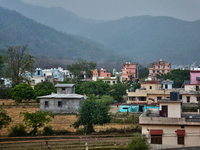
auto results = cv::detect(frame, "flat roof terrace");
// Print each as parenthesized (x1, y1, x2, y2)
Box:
(140, 109, 200, 125)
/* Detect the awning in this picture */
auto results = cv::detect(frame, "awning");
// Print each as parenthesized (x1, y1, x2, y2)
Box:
(177, 130, 185, 136)
(150, 130, 163, 135)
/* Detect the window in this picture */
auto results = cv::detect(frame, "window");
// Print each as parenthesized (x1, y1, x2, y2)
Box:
(196, 86, 199, 91)
(157, 66, 159, 69)
(165, 85, 168, 89)
(162, 70, 164, 73)
(157, 97, 162, 100)
(151, 135, 162, 144)
(141, 97, 146, 101)
(149, 86, 152, 89)
(177, 136, 184, 145)
(123, 107, 128, 109)
(113, 81, 115, 84)
(153, 70, 155, 73)
(107, 81, 110, 83)
(58, 101, 62, 107)
(45, 101, 49, 107)
(187, 96, 190, 103)
(197, 97, 200, 102)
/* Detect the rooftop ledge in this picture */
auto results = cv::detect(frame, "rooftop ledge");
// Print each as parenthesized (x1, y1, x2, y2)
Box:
(139, 109, 200, 125)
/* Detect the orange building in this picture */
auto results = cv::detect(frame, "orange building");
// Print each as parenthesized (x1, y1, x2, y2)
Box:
(100, 68, 111, 77)
(92, 69, 98, 77)
(121, 62, 139, 81)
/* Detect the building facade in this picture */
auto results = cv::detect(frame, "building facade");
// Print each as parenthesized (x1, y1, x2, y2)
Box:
(39, 84, 85, 113)
(149, 59, 171, 80)
(180, 70, 200, 103)
(127, 80, 176, 103)
(140, 99, 200, 148)
(121, 62, 139, 81)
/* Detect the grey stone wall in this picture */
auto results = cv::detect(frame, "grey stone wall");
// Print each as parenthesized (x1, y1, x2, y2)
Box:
(40, 98, 84, 113)
(57, 87, 74, 94)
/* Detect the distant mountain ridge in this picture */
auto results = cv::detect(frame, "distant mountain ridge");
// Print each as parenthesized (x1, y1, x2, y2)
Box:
(1, 0, 200, 64)
(0, 6, 107, 62)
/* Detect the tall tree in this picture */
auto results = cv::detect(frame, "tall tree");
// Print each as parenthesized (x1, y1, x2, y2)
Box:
(4, 45, 34, 87)
(73, 96, 111, 134)
(110, 83, 129, 102)
(67, 60, 96, 84)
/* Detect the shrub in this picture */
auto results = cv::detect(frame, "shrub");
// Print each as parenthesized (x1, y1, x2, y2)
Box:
(10, 84, 34, 102)
(126, 137, 150, 150)
(43, 126, 54, 136)
(8, 124, 27, 137)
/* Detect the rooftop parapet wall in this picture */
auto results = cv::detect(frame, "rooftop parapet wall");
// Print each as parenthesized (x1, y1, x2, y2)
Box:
(140, 109, 200, 126)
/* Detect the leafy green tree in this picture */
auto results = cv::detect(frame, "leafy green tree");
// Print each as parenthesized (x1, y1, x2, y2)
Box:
(139, 67, 149, 79)
(20, 111, 54, 135)
(156, 69, 190, 88)
(100, 95, 114, 105)
(34, 81, 56, 102)
(4, 45, 34, 87)
(10, 84, 34, 102)
(73, 96, 112, 134)
(0, 107, 12, 130)
(127, 137, 150, 150)
(67, 60, 96, 84)
(133, 83, 141, 90)
(110, 83, 128, 102)
(76, 80, 110, 97)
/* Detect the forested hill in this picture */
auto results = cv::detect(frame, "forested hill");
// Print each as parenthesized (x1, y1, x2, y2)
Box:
(0, 6, 108, 62)
(80, 16, 200, 64)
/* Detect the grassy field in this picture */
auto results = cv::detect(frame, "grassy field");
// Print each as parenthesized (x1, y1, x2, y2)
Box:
(0, 99, 141, 137)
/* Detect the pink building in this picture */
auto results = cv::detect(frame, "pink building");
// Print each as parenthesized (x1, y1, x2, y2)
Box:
(149, 59, 171, 80)
(121, 62, 139, 81)
(100, 68, 111, 77)
(180, 70, 200, 103)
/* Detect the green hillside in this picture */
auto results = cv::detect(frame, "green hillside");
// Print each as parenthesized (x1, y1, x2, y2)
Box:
(0, 6, 107, 61)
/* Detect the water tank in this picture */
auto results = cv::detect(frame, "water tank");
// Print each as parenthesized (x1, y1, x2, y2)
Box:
(170, 91, 178, 101)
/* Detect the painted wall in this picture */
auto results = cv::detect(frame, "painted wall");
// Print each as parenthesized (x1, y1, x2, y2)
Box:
(142, 125, 200, 147)
(182, 95, 198, 103)
(160, 102, 181, 118)
(190, 71, 200, 84)
(40, 98, 84, 113)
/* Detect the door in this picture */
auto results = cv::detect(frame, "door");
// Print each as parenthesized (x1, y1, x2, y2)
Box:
(162, 105, 168, 117)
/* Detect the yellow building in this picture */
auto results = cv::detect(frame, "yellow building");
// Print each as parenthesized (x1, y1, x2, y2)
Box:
(127, 80, 176, 103)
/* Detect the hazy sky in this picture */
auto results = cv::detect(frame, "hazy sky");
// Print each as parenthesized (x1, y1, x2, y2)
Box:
(21, 0, 200, 21)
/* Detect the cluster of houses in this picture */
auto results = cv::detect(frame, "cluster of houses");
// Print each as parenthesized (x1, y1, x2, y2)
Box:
(2, 59, 200, 148)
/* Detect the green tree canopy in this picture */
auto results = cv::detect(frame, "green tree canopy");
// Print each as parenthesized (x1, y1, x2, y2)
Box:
(73, 96, 112, 134)
(67, 60, 96, 84)
(76, 80, 110, 97)
(4, 45, 34, 87)
(34, 81, 56, 102)
(20, 111, 54, 135)
(10, 84, 34, 102)
(0, 107, 12, 130)
(156, 69, 190, 88)
(110, 83, 128, 102)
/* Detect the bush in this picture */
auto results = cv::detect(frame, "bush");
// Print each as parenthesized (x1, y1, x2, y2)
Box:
(126, 137, 150, 150)
(43, 126, 54, 136)
(8, 124, 27, 137)
(10, 84, 34, 102)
